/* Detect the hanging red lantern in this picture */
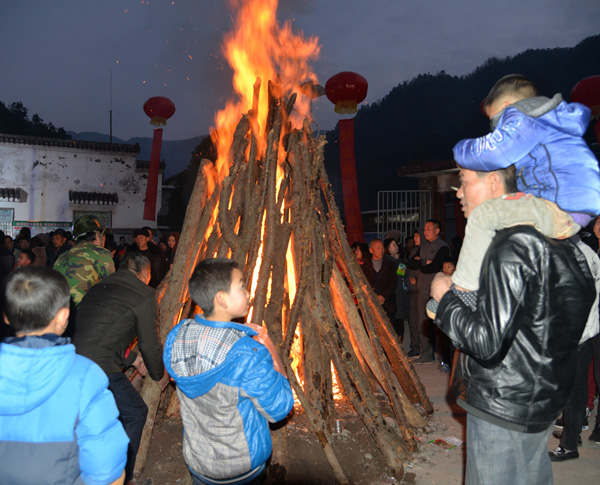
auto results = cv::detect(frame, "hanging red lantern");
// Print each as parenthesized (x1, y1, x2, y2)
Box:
(325, 72, 368, 115)
(480, 97, 488, 117)
(143, 96, 176, 127)
(571, 75, 600, 146)
(571, 75, 600, 118)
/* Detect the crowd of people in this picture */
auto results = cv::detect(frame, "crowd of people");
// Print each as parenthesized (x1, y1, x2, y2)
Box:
(0, 216, 290, 485)
(355, 73, 600, 483)
(1, 72, 600, 485)
(0, 223, 181, 283)
(353, 224, 459, 372)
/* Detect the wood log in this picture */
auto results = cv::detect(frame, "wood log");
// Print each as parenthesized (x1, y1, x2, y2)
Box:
(317, 164, 432, 412)
(283, 359, 349, 485)
(132, 94, 434, 482)
(308, 295, 407, 479)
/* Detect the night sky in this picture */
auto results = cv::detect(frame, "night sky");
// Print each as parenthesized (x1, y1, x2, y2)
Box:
(2, 0, 599, 141)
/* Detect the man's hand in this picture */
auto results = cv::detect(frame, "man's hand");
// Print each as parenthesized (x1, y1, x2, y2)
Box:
(156, 371, 171, 392)
(132, 354, 147, 377)
(409, 277, 416, 285)
(430, 273, 452, 303)
(377, 294, 385, 304)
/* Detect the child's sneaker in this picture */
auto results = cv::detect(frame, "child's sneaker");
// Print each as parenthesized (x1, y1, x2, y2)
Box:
(427, 285, 478, 320)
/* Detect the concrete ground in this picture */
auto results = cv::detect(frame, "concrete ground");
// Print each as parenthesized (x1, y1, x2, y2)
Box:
(412, 362, 600, 484)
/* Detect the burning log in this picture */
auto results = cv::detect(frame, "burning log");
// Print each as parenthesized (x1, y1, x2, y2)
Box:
(134, 79, 432, 483)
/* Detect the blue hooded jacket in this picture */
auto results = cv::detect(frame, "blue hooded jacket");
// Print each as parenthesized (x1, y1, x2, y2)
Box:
(0, 335, 129, 485)
(454, 94, 600, 217)
(164, 315, 294, 480)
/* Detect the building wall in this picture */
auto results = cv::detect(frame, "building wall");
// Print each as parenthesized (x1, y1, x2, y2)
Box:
(0, 136, 161, 235)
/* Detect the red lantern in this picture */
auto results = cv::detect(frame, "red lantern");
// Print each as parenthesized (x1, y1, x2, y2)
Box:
(143, 96, 176, 127)
(325, 72, 368, 115)
(480, 97, 488, 117)
(571, 75, 600, 146)
(571, 75, 600, 118)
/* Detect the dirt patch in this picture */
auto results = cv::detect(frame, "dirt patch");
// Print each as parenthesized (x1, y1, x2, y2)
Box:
(140, 390, 465, 485)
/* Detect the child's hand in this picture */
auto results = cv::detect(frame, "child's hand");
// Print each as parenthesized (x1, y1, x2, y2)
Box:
(247, 323, 288, 378)
(132, 354, 147, 377)
(156, 371, 171, 392)
(430, 273, 452, 302)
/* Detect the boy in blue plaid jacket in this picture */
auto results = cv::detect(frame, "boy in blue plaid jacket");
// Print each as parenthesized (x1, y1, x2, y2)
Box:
(163, 258, 293, 485)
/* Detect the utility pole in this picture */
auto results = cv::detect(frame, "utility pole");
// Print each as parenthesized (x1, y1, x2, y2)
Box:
(109, 69, 113, 144)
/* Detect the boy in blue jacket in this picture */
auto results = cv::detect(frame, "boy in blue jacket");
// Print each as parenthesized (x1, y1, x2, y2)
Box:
(0, 266, 129, 485)
(164, 258, 294, 485)
(428, 74, 600, 317)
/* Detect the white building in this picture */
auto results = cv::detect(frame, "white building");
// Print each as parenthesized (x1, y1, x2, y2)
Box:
(0, 133, 164, 239)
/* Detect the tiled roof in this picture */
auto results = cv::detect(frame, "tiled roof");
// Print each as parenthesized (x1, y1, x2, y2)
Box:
(136, 160, 166, 171)
(0, 188, 21, 201)
(0, 133, 140, 154)
(69, 191, 119, 205)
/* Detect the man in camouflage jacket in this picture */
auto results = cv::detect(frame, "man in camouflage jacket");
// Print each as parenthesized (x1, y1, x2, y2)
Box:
(54, 215, 114, 306)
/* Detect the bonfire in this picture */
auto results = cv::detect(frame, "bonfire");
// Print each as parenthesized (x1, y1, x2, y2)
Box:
(134, 1, 432, 482)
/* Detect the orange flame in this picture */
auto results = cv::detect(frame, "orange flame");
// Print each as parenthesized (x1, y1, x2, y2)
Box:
(213, 0, 320, 384)
(212, 0, 320, 171)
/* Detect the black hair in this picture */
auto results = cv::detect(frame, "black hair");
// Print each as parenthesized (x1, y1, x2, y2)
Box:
(382, 238, 396, 254)
(351, 241, 370, 261)
(15, 235, 29, 246)
(474, 165, 518, 193)
(29, 236, 44, 249)
(19, 248, 36, 264)
(4, 266, 70, 333)
(484, 74, 540, 110)
(188, 258, 240, 316)
(78, 231, 99, 243)
(121, 252, 150, 276)
(425, 219, 442, 231)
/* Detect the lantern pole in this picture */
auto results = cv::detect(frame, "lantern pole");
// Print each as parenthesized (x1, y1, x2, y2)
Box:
(338, 119, 365, 244)
(325, 72, 368, 244)
(143, 128, 163, 221)
(142, 97, 176, 221)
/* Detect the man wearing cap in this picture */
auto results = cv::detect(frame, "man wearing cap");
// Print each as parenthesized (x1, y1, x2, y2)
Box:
(127, 228, 167, 288)
(54, 215, 115, 306)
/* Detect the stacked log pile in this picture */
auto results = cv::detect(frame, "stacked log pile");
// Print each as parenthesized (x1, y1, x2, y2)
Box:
(134, 79, 433, 483)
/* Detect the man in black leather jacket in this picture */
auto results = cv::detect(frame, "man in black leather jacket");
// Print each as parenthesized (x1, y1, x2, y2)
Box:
(431, 165, 596, 484)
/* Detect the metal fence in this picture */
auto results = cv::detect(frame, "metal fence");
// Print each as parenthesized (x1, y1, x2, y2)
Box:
(375, 190, 432, 241)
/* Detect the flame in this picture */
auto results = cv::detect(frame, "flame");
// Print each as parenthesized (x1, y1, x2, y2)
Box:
(212, 0, 320, 171)
(212, 0, 320, 388)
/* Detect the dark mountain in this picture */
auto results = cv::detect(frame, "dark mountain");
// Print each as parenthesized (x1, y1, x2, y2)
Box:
(324, 34, 600, 211)
(0, 101, 70, 139)
(6, 35, 599, 215)
(68, 131, 206, 178)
